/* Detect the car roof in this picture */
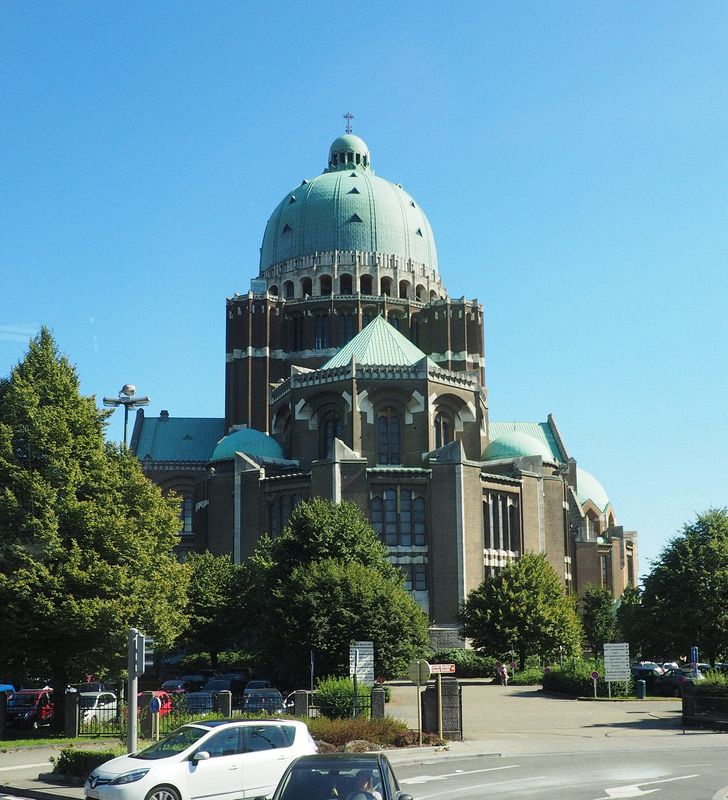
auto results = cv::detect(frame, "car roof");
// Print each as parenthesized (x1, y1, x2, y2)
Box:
(290, 753, 386, 767)
(188, 718, 304, 730)
(79, 691, 113, 698)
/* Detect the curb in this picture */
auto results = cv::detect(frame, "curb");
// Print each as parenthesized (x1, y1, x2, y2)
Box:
(0, 785, 80, 800)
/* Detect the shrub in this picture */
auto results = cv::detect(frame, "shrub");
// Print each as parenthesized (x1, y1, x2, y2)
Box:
(306, 715, 442, 747)
(431, 648, 497, 678)
(542, 659, 632, 698)
(697, 670, 728, 695)
(509, 666, 544, 686)
(52, 748, 126, 778)
(315, 676, 370, 719)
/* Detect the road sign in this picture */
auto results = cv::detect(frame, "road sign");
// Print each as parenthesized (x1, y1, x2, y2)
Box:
(604, 642, 630, 682)
(349, 641, 375, 687)
(430, 663, 456, 674)
(149, 696, 161, 714)
(408, 659, 431, 685)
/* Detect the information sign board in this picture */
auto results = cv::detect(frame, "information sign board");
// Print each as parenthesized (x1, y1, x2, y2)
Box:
(430, 663, 456, 674)
(604, 642, 631, 682)
(349, 641, 375, 687)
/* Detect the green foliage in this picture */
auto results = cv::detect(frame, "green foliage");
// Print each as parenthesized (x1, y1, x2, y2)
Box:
(0, 329, 189, 701)
(640, 509, 728, 663)
(459, 553, 582, 666)
(53, 747, 126, 778)
(508, 665, 544, 685)
(315, 676, 370, 719)
(697, 671, 728, 696)
(239, 500, 429, 686)
(542, 659, 632, 697)
(182, 553, 244, 667)
(305, 715, 441, 747)
(580, 584, 617, 656)
(431, 648, 497, 678)
(615, 583, 644, 658)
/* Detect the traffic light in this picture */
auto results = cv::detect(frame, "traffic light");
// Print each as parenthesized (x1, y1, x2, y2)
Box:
(135, 632, 154, 675)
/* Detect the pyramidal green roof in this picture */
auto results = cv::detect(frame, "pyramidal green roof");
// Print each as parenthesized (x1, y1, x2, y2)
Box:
(322, 316, 434, 369)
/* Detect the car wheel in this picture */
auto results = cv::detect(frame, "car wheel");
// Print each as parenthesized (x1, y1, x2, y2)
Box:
(145, 786, 181, 800)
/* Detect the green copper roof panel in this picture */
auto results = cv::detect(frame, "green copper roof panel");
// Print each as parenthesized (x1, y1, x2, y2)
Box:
(133, 416, 226, 463)
(321, 315, 433, 369)
(487, 421, 563, 462)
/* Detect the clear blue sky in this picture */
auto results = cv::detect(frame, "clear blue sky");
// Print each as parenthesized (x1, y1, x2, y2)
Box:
(2, 1, 727, 579)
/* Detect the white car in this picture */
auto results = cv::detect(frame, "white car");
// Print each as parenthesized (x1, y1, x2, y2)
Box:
(79, 691, 118, 724)
(84, 718, 317, 800)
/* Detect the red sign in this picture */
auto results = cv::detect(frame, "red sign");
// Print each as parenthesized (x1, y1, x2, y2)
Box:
(430, 663, 456, 674)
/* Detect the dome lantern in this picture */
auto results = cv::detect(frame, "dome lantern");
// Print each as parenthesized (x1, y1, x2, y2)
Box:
(326, 134, 371, 172)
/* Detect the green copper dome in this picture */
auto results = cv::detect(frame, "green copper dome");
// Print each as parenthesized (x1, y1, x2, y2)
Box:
(211, 428, 284, 462)
(575, 467, 610, 512)
(259, 134, 439, 275)
(483, 431, 555, 461)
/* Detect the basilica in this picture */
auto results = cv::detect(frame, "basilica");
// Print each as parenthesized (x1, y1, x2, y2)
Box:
(131, 130, 637, 647)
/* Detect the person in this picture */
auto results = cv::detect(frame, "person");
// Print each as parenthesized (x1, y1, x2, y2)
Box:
(348, 770, 382, 800)
(497, 662, 509, 686)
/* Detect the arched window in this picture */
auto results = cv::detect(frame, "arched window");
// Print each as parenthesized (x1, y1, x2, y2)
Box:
(360, 275, 373, 295)
(319, 275, 332, 295)
(337, 312, 355, 345)
(399, 280, 410, 299)
(377, 407, 401, 464)
(283, 281, 294, 299)
(339, 273, 353, 294)
(433, 412, 453, 449)
(269, 285, 279, 296)
(179, 496, 193, 533)
(416, 284, 426, 301)
(301, 277, 312, 296)
(319, 411, 342, 458)
(380, 277, 392, 296)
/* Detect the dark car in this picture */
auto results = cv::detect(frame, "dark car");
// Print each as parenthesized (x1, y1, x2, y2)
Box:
(243, 688, 285, 715)
(271, 753, 413, 800)
(654, 668, 697, 697)
(5, 688, 54, 729)
(180, 674, 206, 692)
(630, 662, 664, 692)
(161, 679, 188, 694)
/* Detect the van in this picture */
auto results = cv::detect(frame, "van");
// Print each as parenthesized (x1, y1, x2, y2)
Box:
(6, 688, 54, 729)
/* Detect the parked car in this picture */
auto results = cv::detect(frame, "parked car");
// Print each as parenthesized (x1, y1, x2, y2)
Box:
(631, 662, 664, 692)
(653, 668, 704, 697)
(681, 662, 711, 676)
(161, 679, 187, 695)
(271, 753, 412, 800)
(243, 688, 285, 715)
(180, 674, 206, 692)
(79, 691, 118, 724)
(5, 688, 54, 729)
(72, 681, 111, 693)
(138, 690, 174, 716)
(245, 679, 273, 691)
(84, 718, 317, 800)
(0, 683, 16, 700)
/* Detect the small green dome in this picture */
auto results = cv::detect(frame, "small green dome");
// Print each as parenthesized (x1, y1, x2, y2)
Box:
(328, 134, 370, 170)
(211, 428, 284, 462)
(483, 431, 554, 461)
(576, 467, 610, 512)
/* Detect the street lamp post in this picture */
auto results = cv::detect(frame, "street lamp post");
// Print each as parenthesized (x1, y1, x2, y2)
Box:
(103, 384, 150, 448)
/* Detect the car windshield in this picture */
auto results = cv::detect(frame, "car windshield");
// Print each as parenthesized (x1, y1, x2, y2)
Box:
(79, 696, 100, 708)
(133, 725, 209, 760)
(277, 760, 384, 800)
(9, 694, 37, 708)
(203, 680, 230, 691)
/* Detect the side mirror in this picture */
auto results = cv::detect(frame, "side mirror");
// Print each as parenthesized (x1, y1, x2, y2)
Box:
(399, 795, 414, 800)
(192, 751, 211, 762)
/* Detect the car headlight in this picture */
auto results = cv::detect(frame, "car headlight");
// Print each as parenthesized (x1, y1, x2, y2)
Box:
(110, 770, 149, 785)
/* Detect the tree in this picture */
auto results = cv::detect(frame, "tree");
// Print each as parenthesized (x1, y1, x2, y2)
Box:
(239, 499, 429, 686)
(183, 552, 242, 668)
(639, 508, 728, 664)
(615, 583, 644, 658)
(460, 552, 582, 666)
(0, 329, 189, 721)
(580, 584, 617, 656)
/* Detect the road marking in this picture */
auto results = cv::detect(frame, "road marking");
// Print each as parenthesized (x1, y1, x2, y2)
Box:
(0, 763, 51, 772)
(401, 765, 519, 785)
(417, 775, 547, 799)
(591, 773, 699, 799)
